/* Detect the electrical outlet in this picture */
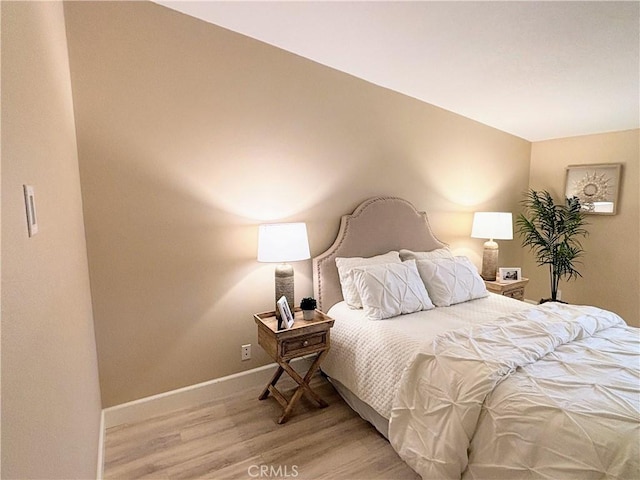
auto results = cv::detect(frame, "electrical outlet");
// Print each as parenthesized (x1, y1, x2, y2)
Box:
(241, 344, 251, 361)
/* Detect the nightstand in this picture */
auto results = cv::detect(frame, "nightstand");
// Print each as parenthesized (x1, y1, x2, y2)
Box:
(254, 307, 334, 424)
(485, 278, 529, 301)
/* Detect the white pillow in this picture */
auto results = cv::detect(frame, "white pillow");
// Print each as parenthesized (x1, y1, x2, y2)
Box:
(399, 248, 453, 261)
(351, 260, 435, 320)
(336, 251, 401, 309)
(415, 256, 488, 307)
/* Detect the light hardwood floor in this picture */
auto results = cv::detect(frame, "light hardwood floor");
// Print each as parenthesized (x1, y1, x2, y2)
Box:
(104, 373, 420, 480)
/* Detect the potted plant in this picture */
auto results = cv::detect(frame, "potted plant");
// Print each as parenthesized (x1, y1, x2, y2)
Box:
(516, 189, 588, 303)
(300, 297, 317, 320)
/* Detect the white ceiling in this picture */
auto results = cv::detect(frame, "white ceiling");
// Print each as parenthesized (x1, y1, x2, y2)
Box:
(155, 1, 639, 141)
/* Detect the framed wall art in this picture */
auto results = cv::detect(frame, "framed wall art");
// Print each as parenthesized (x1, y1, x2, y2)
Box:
(565, 163, 622, 215)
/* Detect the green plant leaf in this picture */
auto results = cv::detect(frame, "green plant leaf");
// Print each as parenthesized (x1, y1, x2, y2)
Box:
(516, 189, 588, 299)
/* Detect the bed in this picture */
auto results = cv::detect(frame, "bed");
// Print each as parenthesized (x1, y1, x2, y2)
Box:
(312, 196, 639, 480)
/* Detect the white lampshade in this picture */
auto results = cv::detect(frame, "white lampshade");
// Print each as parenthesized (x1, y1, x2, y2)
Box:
(471, 212, 513, 240)
(257, 223, 311, 263)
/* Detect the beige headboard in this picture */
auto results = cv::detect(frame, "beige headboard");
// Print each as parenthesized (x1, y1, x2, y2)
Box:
(312, 196, 447, 311)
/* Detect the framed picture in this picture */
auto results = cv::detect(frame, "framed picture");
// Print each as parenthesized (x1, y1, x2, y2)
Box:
(277, 296, 295, 330)
(498, 267, 521, 282)
(565, 163, 622, 215)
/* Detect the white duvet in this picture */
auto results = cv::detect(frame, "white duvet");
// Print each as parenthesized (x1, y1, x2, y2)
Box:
(323, 294, 532, 419)
(389, 302, 640, 480)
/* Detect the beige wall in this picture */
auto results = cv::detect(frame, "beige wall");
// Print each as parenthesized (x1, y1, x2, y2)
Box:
(1, 2, 102, 478)
(63, 1, 531, 407)
(1, 3, 634, 476)
(527, 130, 640, 326)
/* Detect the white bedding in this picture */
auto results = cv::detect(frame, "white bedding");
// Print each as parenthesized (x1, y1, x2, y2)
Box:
(314, 197, 639, 479)
(389, 302, 639, 479)
(323, 293, 532, 419)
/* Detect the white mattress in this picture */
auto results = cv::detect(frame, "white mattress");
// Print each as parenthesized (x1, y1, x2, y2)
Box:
(322, 293, 532, 419)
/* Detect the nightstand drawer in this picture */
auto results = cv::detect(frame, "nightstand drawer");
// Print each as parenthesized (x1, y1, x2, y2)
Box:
(281, 332, 327, 359)
(504, 288, 525, 301)
(485, 278, 529, 302)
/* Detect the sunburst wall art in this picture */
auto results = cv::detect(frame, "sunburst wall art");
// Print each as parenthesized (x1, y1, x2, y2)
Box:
(564, 163, 622, 215)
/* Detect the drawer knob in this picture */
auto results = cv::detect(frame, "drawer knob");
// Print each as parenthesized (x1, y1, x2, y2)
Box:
(302, 340, 309, 347)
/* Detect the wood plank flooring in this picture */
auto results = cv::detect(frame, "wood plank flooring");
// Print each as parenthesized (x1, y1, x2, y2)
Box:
(104, 373, 420, 480)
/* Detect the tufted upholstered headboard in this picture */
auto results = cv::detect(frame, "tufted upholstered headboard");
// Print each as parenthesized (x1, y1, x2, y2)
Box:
(312, 196, 447, 312)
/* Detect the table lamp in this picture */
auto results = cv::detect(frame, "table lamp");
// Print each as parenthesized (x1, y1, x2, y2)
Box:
(258, 222, 311, 317)
(471, 212, 513, 281)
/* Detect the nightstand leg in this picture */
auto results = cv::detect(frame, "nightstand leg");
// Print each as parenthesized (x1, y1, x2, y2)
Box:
(278, 386, 306, 424)
(302, 351, 329, 407)
(280, 351, 329, 408)
(259, 365, 284, 400)
(259, 352, 331, 424)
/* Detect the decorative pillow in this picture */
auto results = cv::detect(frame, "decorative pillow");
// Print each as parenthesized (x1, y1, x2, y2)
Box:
(399, 248, 453, 262)
(415, 256, 488, 307)
(336, 251, 401, 309)
(351, 260, 435, 320)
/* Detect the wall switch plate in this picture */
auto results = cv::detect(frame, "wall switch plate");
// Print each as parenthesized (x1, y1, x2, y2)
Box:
(23, 185, 38, 237)
(241, 344, 251, 361)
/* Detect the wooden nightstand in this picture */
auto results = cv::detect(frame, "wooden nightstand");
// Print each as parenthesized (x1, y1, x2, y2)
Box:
(485, 278, 529, 301)
(254, 307, 334, 424)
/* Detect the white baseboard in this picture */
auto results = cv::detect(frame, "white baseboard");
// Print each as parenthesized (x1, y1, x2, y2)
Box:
(102, 357, 313, 429)
(96, 410, 105, 480)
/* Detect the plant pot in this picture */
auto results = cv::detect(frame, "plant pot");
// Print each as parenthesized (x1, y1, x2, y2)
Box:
(540, 298, 568, 304)
(302, 309, 315, 321)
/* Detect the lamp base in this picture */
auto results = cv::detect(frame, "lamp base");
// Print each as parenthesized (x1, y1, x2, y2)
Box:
(275, 263, 294, 319)
(480, 240, 499, 281)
